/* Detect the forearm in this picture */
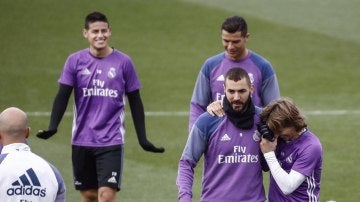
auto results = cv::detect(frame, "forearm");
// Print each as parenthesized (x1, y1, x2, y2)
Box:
(177, 159, 196, 202)
(48, 84, 72, 130)
(127, 90, 147, 143)
(264, 151, 305, 195)
(127, 90, 164, 153)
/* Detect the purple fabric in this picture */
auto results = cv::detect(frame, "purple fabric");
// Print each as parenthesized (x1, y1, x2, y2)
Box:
(59, 48, 141, 147)
(177, 112, 266, 202)
(268, 130, 322, 201)
(189, 51, 280, 131)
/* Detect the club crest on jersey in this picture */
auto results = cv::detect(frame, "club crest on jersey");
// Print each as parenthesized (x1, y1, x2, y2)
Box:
(253, 130, 261, 142)
(107, 67, 116, 78)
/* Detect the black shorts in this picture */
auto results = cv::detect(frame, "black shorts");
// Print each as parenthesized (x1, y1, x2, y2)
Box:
(72, 144, 124, 191)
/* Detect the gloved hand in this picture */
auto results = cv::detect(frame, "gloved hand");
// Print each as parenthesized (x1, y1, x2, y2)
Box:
(36, 129, 57, 139)
(257, 122, 275, 142)
(140, 140, 165, 153)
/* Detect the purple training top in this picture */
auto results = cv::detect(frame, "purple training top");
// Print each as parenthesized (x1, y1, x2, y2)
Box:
(177, 111, 266, 202)
(59, 48, 141, 147)
(189, 51, 280, 130)
(268, 129, 323, 201)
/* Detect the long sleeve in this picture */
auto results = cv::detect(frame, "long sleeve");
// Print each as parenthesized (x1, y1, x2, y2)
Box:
(261, 73, 280, 106)
(189, 70, 211, 131)
(48, 84, 73, 130)
(264, 151, 305, 195)
(177, 125, 207, 201)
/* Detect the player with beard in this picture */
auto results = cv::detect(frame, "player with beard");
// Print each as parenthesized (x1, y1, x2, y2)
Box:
(177, 67, 266, 202)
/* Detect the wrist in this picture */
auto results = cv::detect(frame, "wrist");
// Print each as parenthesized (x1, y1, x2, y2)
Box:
(264, 151, 276, 160)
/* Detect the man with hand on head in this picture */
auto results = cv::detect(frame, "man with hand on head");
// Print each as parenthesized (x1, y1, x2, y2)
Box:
(177, 67, 266, 202)
(0, 107, 66, 202)
(258, 97, 322, 201)
(36, 11, 164, 202)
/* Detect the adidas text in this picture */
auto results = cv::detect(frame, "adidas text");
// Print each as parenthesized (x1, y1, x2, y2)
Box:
(7, 186, 46, 197)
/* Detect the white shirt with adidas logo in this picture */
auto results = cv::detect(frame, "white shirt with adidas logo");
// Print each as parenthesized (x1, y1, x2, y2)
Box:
(0, 143, 66, 202)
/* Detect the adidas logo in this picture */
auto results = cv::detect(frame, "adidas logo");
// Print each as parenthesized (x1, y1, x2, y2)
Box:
(216, 75, 225, 81)
(7, 168, 47, 197)
(107, 176, 117, 184)
(12, 168, 41, 187)
(107, 172, 118, 184)
(80, 68, 91, 75)
(220, 134, 231, 141)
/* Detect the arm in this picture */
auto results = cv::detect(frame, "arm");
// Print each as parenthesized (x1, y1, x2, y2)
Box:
(262, 74, 280, 106)
(37, 84, 72, 139)
(49, 163, 66, 202)
(189, 71, 211, 131)
(260, 61, 280, 105)
(260, 138, 305, 195)
(177, 124, 207, 202)
(127, 90, 164, 153)
(264, 151, 305, 195)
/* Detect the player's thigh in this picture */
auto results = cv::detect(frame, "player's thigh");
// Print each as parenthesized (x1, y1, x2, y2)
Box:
(95, 144, 124, 191)
(72, 145, 97, 190)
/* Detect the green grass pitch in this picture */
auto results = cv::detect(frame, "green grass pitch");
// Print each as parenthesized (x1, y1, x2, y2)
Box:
(0, 0, 359, 201)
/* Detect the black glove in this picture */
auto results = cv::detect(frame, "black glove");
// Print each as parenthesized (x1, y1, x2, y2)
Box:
(36, 129, 57, 139)
(140, 140, 165, 153)
(257, 122, 275, 142)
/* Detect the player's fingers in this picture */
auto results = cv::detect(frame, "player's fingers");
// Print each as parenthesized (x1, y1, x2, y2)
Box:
(206, 105, 216, 116)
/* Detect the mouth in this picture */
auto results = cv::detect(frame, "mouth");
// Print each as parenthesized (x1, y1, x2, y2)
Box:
(228, 51, 237, 56)
(232, 102, 243, 110)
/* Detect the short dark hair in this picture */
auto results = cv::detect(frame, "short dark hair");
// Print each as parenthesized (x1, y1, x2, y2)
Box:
(84, 11, 109, 29)
(221, 16, 247, 36)
(225, 67, 251, 86)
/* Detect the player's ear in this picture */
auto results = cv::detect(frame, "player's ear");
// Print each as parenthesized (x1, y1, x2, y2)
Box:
(83, 28, 88, 38)
(245, 32, 250, 42)
(249, 83, 254, 94)
(108, 26, 112, 36)
(25, 127, 30, 139)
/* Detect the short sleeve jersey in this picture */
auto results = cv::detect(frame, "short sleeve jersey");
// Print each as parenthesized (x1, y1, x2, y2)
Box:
(268, 130, 323, 201)
(0, 143, 66, 202)
(177, 112, 266, 202)
(59, 48, 141, 147)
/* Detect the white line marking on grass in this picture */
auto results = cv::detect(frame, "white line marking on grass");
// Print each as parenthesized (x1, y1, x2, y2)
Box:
(26, 110, 360, 117)
(305, 110, 360, 115)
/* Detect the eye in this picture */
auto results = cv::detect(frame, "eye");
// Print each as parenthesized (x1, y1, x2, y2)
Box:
(91, 30, 99, 34)
(227, 89, 235, 94)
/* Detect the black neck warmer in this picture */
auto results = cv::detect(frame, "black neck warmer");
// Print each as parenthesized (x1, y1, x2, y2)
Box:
(223, 96, 255, 129)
